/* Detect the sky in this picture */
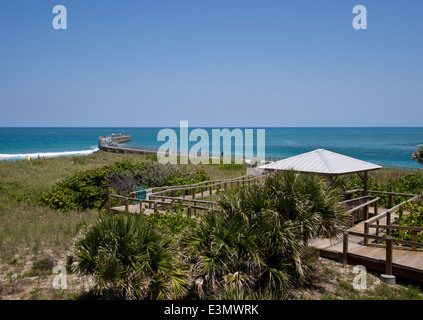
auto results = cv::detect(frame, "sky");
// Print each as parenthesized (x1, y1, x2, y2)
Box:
(0, 0, 422, 127)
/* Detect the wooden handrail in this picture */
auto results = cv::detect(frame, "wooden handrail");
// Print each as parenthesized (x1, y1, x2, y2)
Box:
(341, 195, 374, 204)
(366, 190, 416, 198)
(364, 194, 420, 225)
(149, 175, 254, 191)
(150, 175, 260, 194)
(149, 175, 262, 199)
(368, 224, 423, 232)
(346, 197, 380, 214)
(347, 230, 423, 249)
(98, 194, 110, 213)
(101, 193, 215, 215)
(342, 230, 423, 277)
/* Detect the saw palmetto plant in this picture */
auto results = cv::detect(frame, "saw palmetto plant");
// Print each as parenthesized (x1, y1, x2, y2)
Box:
(74, 213, 188, 300)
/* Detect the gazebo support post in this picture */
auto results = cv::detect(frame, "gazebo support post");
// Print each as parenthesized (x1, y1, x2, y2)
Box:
(363, 171, 368, 196)
(357, 171, 368, 196)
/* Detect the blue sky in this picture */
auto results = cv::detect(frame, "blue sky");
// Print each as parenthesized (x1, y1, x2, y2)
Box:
(0, 0, 422, 127)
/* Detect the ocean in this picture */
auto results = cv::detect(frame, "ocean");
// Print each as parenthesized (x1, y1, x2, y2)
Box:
(0, 127, 422, 169)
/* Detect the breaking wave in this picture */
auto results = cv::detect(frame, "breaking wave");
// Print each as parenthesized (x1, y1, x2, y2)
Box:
(0, 148, 99, 161)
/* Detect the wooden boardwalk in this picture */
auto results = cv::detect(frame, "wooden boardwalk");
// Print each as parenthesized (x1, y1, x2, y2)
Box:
(110, 186, 220, 215)
(105, 179, 423, 283)
(311, 208, 423, 282)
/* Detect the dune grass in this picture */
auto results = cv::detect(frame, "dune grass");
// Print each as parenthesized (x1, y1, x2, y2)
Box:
(0, 151, 246, 259)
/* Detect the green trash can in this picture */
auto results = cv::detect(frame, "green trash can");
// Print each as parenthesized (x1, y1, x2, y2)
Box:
(135, 186, 146, 203)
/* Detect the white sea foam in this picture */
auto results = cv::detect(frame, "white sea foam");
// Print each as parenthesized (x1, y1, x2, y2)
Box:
(0, 148, 99, 161)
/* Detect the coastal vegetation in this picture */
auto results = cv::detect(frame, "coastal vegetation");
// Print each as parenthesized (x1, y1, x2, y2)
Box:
(181, 171, 349, 299)
(40, 160, 208, 211)
(0, 151, 422, 300)
(74, 213, 188, 300)
(394, 201, 423, 243)
(340, 171, 423, 207)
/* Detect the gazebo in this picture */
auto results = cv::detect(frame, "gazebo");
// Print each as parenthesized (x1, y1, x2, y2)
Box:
(258, 149, 382, 195)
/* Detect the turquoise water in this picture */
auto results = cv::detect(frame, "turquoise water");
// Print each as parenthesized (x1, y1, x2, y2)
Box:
(0, 127, 422, 169)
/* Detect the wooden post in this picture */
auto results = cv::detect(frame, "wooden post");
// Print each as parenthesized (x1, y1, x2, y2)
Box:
(363, 171, 368, 196)
(108, 194, 112, 214)
(182, 189, 185, 199)
(342, 231, 349, 265)
(385, 236, 393, 276)
(201, 186, 204, 197)
(411, 231, 418, 251)
(374, 201, 378, 216)
(187, 206, 192, 219)
(365, 204, 369, 220)
(364, 222, 369, 246)
(386, 211, 391, 236)
(125, 198, 129, 212)
(192, 188, 195, 199)
(154, 201, 158, 212)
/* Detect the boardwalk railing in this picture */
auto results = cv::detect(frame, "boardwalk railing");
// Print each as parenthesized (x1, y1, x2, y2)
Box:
(99, 174, 266, 217)
(340, 190, 422, 278)
(342, 231, 423, 277)
(363, 193, 421, 246)
(340, 195, 380, 226)
(98, 173, 423, 281)
(98, 193, 216, 217)
(149, 175, 264, 203)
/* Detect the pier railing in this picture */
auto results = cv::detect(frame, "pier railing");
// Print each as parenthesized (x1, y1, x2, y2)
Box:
(99, 143, 286, 162)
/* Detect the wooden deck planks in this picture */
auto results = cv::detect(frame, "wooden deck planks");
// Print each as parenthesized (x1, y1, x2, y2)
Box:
(313, 210, 423, 281)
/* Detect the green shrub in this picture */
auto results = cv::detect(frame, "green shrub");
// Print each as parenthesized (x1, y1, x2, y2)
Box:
(393, 201, 423, 242)
(145, 205, 198, 236)
(182, 171, 349, 299)
(342, 173, 423, 207)
(40, 161, 209, 211)
(40, 167, 108, 211)
(74, 213, 188, 300)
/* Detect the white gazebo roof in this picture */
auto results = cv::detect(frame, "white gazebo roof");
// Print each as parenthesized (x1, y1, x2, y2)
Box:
(259, 149, 382, 175)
